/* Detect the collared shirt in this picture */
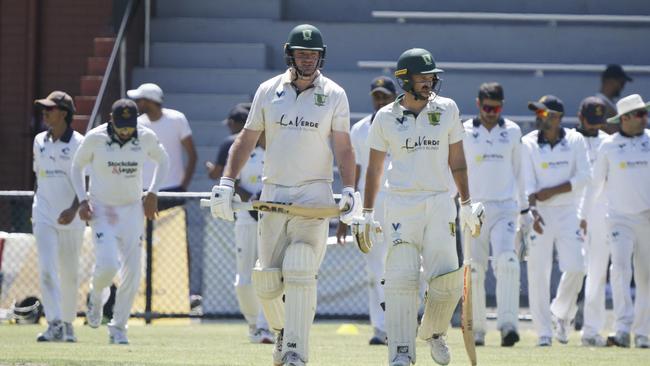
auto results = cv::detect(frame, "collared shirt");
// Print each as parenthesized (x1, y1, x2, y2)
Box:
(463, 117, 525, 207)
(245, 69, 350, 186)
(521, 127, 590, 207)
(576, 129, 609, 219)
(350, 113, 389, 193)
(71, 123, 169, 206)
(32, 127, 85, 229)
(582, 130, 650, 216)
(367, 94, 464, 193)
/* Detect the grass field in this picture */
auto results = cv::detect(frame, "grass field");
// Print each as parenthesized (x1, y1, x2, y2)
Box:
(0, 319, 647, 365)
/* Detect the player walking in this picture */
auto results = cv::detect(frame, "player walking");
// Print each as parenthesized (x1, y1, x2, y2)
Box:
(71, 99, 169, 344)
(355, 48, 483, 366)
(32, 91, 85, 342)
(462, 82, 525, 347)
(580, 94, 650, 349)
(208, 24, 359, 366)
(522, 95, 590, 346)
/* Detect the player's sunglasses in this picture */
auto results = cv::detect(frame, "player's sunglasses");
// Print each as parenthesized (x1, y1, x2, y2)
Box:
(535, 109, 559, 119)
(626, 109, 648, 119)
(481, 105, 502, 114)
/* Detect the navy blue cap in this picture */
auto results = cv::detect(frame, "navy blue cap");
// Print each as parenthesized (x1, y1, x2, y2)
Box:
(111, 99, 138, 128)
(370, 76, 396, 95)
(528, 95, 564, 114)
(602, 64, 632, 82)
(579, 96, 607, 125)
(222, 104, 250, 125)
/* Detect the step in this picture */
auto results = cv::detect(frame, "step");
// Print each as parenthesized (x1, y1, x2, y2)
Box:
(156, 0, 280, 19)
(189, 120, 232, 146)
(74, 96, 97, 116)
(132, 68, 275, 95)
(80, 76, 103, 96)
(94, 37, 115, 58)
(72, 115, 90, 134)
(87, 57, 109, 76)
(150, 42, 267, 68)
(163, 93, 252, 121)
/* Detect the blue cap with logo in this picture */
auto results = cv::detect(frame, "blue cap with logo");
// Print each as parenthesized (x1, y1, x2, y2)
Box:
(370, 76, 396, 96)
(528, 95, 564, 114)
(579, 96, 607, 125)
(111, 99, 138, 128)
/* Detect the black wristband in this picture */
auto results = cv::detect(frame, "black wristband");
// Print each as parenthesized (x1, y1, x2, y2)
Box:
(520, 208, 530, 214)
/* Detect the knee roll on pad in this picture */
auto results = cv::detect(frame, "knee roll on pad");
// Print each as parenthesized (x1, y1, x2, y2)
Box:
(252, 267, 285, 332)
(495, 252, 520, 329)
(418, 267, 463, 340)
(282, 243, 318, 285)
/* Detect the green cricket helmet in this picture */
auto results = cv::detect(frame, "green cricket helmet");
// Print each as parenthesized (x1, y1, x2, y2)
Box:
(394, 48, 443, 95)
(284, 24, 326, 70)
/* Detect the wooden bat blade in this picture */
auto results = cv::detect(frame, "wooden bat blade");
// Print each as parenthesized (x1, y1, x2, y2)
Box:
(462, 226, 478, 365)
(250, 201, 340, 218)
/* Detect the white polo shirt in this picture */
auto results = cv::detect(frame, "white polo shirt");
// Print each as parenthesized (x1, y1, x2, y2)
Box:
(582, 130, 650, 216)
(367, 94, 464, 193)
(350, 113, 389, 193)
(32, 128, 85, 230)
(139, 108, 192, 189)
(236, 146, 264, 225)
(71, 123, 170, 206)
(576, 129, 608, 219)
(521, 128, 590, 207)
(244, 69, 350, 186)
(463, 117, 525, 207)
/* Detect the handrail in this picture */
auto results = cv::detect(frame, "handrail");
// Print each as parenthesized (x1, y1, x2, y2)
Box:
(86, 0, 138, 133)
(372, 10, 650, 25)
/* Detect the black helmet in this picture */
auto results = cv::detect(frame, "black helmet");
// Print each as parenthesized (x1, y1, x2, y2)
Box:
(394, 48, 443, 97)
(13, 296, 43, 324)
(284, 24, 326, 72)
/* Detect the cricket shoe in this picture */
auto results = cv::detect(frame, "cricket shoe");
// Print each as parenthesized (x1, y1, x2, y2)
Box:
(581, 334, 607, 347)
(369, 328, 387, 345)
(474, 330, 485, 346)
(537, 336, 552, 347)
(283, 351, 305, 366)
(390, 355, 411, 366)
(428, 334, 451, 365)
(552, 315, 570, 344)
(608, 331, 631, 348)
(86, 293, 103, 328)
(37, 320, 63, 342)
(108, 324, 129, 345)
(250, 328, 274, 344)
(273, 329, 284, 366)
(635, 335, 650, 349)
(501, 324, 520, 347)
(63, 322, 77, 342)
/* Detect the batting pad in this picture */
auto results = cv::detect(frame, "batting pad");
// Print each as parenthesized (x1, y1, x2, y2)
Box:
(495, 252, 520, 329)
(384, 243, 420, 363)
(471, 264, 487, 333)
(418, 267, 463, 340)
(252, 267, 285, 332)
(282, 243, 318, 362)
(235, 284, 261, 326)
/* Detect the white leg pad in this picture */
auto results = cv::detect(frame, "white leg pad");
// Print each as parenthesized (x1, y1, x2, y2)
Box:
(471, 264, 487, 334)
(252, 267, 284, 332)
(418, 267, 463, 340)
(495, 252, 520, 330)
(235, 284, 260, 326)
(282, 243, 318, 363)
(385, 243, 420, 364)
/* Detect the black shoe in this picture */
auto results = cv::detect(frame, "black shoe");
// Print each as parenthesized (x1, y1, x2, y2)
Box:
(369, 336, 387, 345)
(501, 330, 520, 347)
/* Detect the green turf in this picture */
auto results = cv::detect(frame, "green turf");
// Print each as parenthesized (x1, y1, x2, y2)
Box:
(0, 320, 646, 365)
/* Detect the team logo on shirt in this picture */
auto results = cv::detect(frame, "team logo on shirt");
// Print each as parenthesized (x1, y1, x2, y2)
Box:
(475, 153, 504, 163)
(619, 160, 649, 169)
(499, 131, 510, 143)
(427, 112, 441, 126)
(108, 161, 138, 176)
(402, 136, 440, 152)
(394, 116, 408, 131)
(540, 161, 569, 169)
(314, 93, 328, 107)
(276, 114, 319, 130)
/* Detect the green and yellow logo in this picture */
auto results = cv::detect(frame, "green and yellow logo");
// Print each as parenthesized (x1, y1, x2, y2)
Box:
(302, 29, 312, 41)
(541, 162, 549, 169)
(314, 93, 328, 107)
(428, 112, 441, 126)
(422, 54, 433, 65)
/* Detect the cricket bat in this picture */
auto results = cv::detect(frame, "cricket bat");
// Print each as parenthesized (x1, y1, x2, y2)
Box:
(461, 226, 478, 366)
(200, 199, 341, 219)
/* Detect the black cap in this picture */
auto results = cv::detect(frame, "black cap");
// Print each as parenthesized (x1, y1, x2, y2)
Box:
(579, 96, 607, 125)
(528, 95, 564, 114)
(370, 76, 396, 95)
(602, 64, 633, 82)
(222, 104, 250, 125)
(111, 99, 138, 128)
(34, 91, 76, 114)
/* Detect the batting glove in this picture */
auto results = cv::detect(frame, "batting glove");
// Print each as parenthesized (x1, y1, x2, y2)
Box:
(210, 177, 241, 221)
(351, 208, 383, 254)
(339, 186, 362, 225)
(460, 200, 485, 237)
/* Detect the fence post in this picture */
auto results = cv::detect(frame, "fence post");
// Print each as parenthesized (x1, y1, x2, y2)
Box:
(145, 219, 154, 324)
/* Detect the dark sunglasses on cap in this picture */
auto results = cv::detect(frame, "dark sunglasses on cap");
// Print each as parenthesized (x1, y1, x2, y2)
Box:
(481, 105, 502, 114)
(626, 109, 648, 118)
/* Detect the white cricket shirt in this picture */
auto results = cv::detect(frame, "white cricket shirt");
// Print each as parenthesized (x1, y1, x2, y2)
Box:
(521, 128, 590, 207)
(463, 118, 526, 207)
(244, 69, 350, 186)
(139, 108, 192, 189)
(350, 114, 389, 193)
(576, 129, 608, 219)
(367, 94, 464, 193)
(71, 123, 170, 206)
(32, 128, 85, 229)
(236, 146, 264, 225)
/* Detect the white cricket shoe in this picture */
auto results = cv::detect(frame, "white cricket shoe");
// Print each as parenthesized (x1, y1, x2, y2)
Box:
(250, 328, 274, 344)
(36, 320, 63, 342)
(537, 336, 552, 347)
(635, 335, 650, 349)
(474, 330, 485, 346)
(390, 354, 411, 366)
(283, 352, 305, 366)
(581, 334, 607, 347)
(552, 316, 570, 344)
(428, 334, 451, 365)
(63, 322, 77, 342)
(273, 329, 284, 366)
(108, 324, 129, 345)
(86, 295, 103, 328)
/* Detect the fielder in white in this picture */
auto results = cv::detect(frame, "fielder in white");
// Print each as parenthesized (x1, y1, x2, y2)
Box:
(522, 95, 590, 346)
(462, 82, 525, 347)
(580, 94, 650, 349)
(71, 99, 169, 345)
(336, 75, 396, 346)
(356, 48, 483, 366)
(32, 91, 85, 342)
(209, 24, 359, 366)
(573, 97, 611, 347)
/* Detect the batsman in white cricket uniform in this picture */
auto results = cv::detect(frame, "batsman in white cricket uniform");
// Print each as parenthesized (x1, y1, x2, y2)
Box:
(71, 99, 169, 345)
(522, 95, 590, 346)
(573, 97, 611, 347)
(32, 91, 85, 342)
(358, 48, 483, 366)
(209, 25, 359, 366)
(462, 82, 525, 347)
(580, 94, 650, 349)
